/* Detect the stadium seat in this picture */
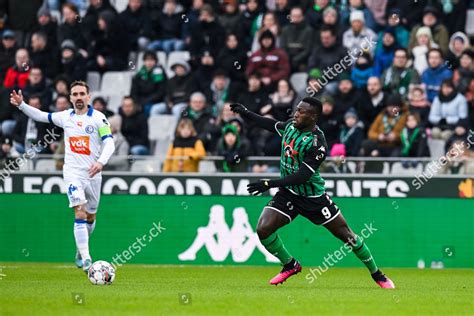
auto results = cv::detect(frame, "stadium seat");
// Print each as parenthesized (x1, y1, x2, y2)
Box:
(87, 72, 101, 92)
(148, 115, 178, 141)
(35, 159, 57, 172)
(427, 139, 446, 158)
(166, 51, 190, 78)
(290, 72, 308, 93)
(130, 159, 162, 173)
(153, 138, 172, 160)
(198, 160, 217, 173)
(100, 71, 134, 95)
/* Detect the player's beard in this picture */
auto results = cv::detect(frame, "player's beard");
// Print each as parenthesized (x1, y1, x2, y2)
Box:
(75, 101, 85, 111)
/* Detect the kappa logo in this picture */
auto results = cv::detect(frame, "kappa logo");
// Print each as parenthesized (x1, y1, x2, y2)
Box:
(69, 136, 90, 155)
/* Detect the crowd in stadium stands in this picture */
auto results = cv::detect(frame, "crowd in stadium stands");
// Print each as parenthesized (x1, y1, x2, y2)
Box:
(1, 0, 474, 173)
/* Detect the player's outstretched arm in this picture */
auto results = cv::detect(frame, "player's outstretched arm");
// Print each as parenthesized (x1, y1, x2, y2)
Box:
(10, 90, 50, 123)
(230, 103, 282, 134)
(247, 165, 314, 195)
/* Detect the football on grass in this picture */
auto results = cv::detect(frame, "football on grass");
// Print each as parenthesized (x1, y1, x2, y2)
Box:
(88, 260, 116, 285)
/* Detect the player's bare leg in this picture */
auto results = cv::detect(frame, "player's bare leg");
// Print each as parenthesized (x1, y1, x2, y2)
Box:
(323, 213, 395, 289)
(73, 205, 92, 272)
(257, 208, 301, 285)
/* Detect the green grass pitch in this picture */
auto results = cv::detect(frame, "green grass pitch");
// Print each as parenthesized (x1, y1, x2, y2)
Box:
(0, 263, 472, 315)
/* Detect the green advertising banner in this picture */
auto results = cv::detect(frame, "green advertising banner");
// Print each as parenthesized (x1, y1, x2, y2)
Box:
(1, 194, 473, 268)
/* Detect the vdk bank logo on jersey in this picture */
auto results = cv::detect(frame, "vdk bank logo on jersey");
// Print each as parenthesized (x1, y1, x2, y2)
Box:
(69, 136, 90, 155)
(178, 205, 278, 263)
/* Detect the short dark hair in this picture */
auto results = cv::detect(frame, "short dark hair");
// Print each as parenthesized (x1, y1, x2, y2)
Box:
(394, 48, 408, 57)
(302, 97, 322, 117)
(428, 48, 443, 59)
(319, 25, 336, 37)
(70, 80, 89, 94)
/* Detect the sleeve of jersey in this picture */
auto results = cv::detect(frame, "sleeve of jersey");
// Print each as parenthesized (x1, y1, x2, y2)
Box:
(18, 101, 51, 124)
(97, 116, 113, 140)
(301, 143, 327, 173)
(97, 137, 115, 166)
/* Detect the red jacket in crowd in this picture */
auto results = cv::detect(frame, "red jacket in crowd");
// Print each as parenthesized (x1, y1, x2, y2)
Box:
(3, 66, 30, 89)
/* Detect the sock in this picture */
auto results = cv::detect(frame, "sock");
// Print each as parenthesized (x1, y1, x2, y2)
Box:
(351, 235, 378, 273)
(260, 233, 293, 265)
(74, 219, 91, 261)
(87, 220, 96, 236)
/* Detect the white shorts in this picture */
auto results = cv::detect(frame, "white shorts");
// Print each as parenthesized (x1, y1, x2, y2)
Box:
(64, 175, 102, 214)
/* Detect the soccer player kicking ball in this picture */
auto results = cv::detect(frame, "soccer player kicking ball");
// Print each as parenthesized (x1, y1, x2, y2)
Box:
(230, 98, 395, 288)
(10, 81, 115, 272)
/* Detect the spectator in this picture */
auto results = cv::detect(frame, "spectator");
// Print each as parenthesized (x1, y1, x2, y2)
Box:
(120, 96, 150, 155)
(0, 0, 43, 47)
(105, 115, 130, 171)
(181, 0, 205, 47)
(58, 39, 87, 83)
(189, 4, 225, 63)
(205, 70, 231, 115)
(12, 95, 55, 154)
(87, 11, 129, 72)
(453, 49, 474, 93)
(318, 7, 342, 46)
(3, 48, 30, 90)
(51, 76, 70, 101)
(319, 95, 340, 149)
(239, 0, 262, 49)
(154, 61, 195, 117)
(34, 8, 58, 52)
(362, 94, 407, 156)
(280, 7, 313, 72)
(307, 25, 347, 94)
(336, 108, 364, 157)
(375, 9, 409, 51)
(364, 0, 389, 29)
(216, 124, 251, 172)
(274, 0, 291, 28)
(357, 76, 387, 128)
(373, 28, 398, 76)
(218, 0, 244, 40)
(0, 30, 18, 84)
(237, 73, 269, 116)
(445, 119, 471, 153)
(421, 48, 453, 103)
(58, 3, 87, 51)
(163, 118, 206, 172)
(180, 92, 216, 150)
(47, 0, 88, 11)
(340, 0, 377, 31)
(412, 26, 439, 75)
(381, 48, 420, 99)
(0, 136, 15, 170)
(385, 0, 427, 29)
(446, 32, 470, 70)
(53, 94, 70, 112)
(119, 0, 152, 51)
(332, 75, 358, 122)
(429, 79, 468, 140)
(82, 0, 117, 42)
(29, 31, 57, 80)
(351, 52, 374, 91)
(131, 51, 167, 115)
(342, 11, 377, 56)
(394, 112, 430, 158)
(262, 78, 295, 121)
(23, 67, 52, 110)
(147, 0, 185, 53)
(442, 139, 474, 174)
(251, 12, 280, 52)
(305, 0, 332, 31)
(92, 97, 114, 118)
(246, 30, 290, 92)
(193, 50, 218, 95)
(407, 85, 430, 123)
(408, 6, 449, 55)
(216, 33, 248, 85)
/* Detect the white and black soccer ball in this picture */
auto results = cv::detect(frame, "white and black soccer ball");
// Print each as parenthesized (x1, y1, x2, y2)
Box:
(88, 260, 115, 285)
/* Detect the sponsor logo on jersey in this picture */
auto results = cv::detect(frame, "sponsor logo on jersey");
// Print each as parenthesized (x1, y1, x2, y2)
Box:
(283, 139, 299, 160)
(85, 125, 95, 134)
(69, 136, 90, 155)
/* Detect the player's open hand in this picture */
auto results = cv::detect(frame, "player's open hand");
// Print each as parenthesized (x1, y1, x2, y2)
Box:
(10, 90, 23, 107)
(89, 162, 103, 178)
(247, 180, 270, 196)
(230, 103, 248, 115)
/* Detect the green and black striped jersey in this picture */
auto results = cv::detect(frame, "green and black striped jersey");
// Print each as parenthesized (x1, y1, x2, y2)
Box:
(275, 121, 328, 197)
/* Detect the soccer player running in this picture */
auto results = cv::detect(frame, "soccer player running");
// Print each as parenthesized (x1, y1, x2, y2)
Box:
(230, 97, 395, 288)
(10, 81, 115, 272)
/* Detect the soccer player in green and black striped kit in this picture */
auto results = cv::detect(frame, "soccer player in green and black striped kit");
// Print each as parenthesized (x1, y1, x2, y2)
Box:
(230, 97, 395, 288)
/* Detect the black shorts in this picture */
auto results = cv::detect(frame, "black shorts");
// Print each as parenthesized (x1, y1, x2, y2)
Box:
(264, 188, 341, 225)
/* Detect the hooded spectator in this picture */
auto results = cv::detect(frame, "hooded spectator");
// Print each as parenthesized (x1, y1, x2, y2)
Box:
(336, 108, 364, 157)
(351, 52, 374, 90)
(58, 39, 87, 83)
(453, 49, 474, 93)
(34, 8, 58, 52)
(446, 32, 470, 70)
(216, 124, 251, 172)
